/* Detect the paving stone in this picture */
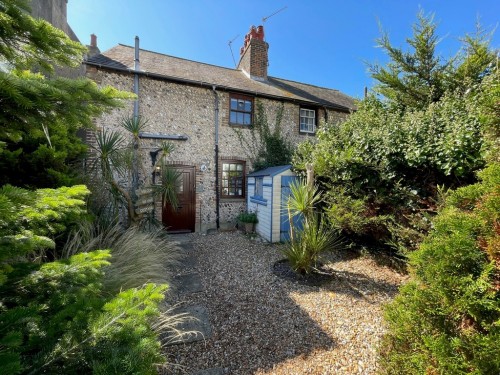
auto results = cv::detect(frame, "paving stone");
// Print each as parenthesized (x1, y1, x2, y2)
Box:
(191, 367, 224, 375)
(174, 273, 203, 294)
(165, 305, 212, 345)
(176, 253, 196, 270)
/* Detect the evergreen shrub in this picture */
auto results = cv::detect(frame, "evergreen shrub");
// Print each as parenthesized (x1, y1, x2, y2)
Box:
(379, 163, 500, 374)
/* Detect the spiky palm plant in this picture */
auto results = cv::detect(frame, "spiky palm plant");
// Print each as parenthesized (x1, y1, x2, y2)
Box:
(121, 116, 148, 195)
(89, 128, 143, 225)
(150, 163, 181, 210)
(283, 179, 340, 274)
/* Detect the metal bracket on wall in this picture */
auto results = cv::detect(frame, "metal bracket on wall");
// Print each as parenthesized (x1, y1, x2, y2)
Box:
(139, 132, 188, 141)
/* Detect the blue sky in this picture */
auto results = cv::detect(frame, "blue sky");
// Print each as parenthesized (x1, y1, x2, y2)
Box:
(68, 0, 500, 99)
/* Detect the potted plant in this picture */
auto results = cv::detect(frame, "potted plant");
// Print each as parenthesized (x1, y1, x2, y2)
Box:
(237, 211, 258, 233)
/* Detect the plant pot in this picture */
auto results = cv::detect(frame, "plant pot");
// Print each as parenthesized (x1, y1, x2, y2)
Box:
(244, 222, 255, 233)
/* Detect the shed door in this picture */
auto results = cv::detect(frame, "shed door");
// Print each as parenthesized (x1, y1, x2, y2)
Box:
(162, 165, 195, 233)
(280, 176, 299, 242)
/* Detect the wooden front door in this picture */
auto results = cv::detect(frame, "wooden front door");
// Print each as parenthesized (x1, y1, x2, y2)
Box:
(162, 165, 195, 233)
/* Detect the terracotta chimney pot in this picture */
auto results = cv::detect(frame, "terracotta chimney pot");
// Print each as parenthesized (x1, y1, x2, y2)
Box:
(90, 34, 97, 48)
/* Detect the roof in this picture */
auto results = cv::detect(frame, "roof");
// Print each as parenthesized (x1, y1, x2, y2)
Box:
(85, 44, 356, 112)
(248, 165, 293, 177)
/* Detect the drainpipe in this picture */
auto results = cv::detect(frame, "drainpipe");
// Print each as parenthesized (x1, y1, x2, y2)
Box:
(132, 36, 140, 198)
(133, 36, 140, 118)
(212, 86, 220, 230)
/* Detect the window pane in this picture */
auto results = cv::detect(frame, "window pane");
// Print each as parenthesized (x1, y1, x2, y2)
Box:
(221, 161, 245, 197)
(244, 113, 251, 125)
(238, 100, 245, 110)
(237, 112, 243, 124)
(231, 98, 238, 110)
(230, 111, 237, 123)
(244, 101, 252, 112)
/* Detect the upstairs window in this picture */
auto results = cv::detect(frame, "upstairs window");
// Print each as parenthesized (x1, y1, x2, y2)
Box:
(300, 107, 316, 134)
(221, 160, 245, 198)
(230, 94, 253, 126)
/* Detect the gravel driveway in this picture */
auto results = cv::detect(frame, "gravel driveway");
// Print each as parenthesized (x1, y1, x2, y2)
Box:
(162, 231, 406, 375)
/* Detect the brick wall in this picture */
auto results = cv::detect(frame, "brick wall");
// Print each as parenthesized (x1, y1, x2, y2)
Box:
(237, 38, 269, 80)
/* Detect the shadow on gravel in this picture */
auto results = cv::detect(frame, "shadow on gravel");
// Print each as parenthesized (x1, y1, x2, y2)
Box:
(164, 269, 337, 375)
(163, 233, 402, 375)
(273, 259, 401, 301)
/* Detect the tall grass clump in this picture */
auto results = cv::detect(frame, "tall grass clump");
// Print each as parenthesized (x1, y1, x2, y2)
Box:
(62, 222, 181, 292)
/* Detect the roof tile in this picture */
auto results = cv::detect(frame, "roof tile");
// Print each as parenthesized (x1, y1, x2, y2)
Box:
(86, 44, 356, 111)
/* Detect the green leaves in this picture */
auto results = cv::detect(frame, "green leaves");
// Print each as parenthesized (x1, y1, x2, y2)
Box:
(283, 179, 340, 274)
(233, 100, 293, 171)
(0, 0, 86, 73)
(0, 0, 135, 187)
(380, 163, 500, 374)
(370, 10, 496, 110)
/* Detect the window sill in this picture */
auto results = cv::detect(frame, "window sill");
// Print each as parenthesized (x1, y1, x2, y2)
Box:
(229, 123, 253, 128)
(221, 197, 246, 202)
(299, 131, 316, 136)
(250, 196, 268, 206)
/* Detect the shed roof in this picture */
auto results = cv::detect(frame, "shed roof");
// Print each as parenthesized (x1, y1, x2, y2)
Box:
(248, 165, 293, 177)
(85, 44, 356, 112)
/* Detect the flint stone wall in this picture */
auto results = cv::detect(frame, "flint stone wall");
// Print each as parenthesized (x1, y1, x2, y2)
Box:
(86, 67, 348, 232)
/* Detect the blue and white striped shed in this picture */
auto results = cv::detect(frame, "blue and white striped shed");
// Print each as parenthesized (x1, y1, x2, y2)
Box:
(247, 165, 298, 242)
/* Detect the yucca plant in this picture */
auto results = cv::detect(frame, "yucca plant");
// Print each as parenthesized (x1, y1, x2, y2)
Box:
(150, 163, 181, 210)
(283, 179, 340, 274)
(121, 116, 148, 195)
(89, 128, 145, 225)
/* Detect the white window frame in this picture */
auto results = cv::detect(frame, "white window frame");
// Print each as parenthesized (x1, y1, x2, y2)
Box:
(300, 108, 316, 133)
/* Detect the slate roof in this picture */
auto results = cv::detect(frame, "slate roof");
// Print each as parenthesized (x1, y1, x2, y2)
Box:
(86, 44, 356, 112)
(248, 165, 292, 177)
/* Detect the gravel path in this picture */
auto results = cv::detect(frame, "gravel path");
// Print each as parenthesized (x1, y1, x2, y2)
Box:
(161, 231, 406, 375)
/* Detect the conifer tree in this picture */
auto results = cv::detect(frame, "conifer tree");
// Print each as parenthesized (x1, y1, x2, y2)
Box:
(370, 11, 496, 110)
(0, 0, 132, 187)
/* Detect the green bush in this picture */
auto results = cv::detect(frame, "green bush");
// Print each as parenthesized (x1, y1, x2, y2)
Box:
(0, 185, 180, 374)
(237, 211, 258, 223)
(294, 89, 486, 254)
(293, 15, 497, 255)
(379, 163, 500, 374)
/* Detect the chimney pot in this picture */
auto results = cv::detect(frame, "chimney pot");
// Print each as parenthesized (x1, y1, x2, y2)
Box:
(90, 34, 97, 48)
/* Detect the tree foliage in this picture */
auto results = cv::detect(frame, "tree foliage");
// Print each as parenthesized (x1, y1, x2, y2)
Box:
(0, 0, 133, 188)
(294, 13, 498, 254)
(369, 11, 496, 110)
(0, 185, 175, 374)
(379, 163, 500, 374)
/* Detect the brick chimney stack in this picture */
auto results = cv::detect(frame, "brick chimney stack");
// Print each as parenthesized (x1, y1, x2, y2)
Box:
(87, 33, 100, 57)
(237, 25, 268, 81)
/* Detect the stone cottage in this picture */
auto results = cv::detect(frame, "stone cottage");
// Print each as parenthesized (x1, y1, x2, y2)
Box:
(84, 25, 355, 233)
